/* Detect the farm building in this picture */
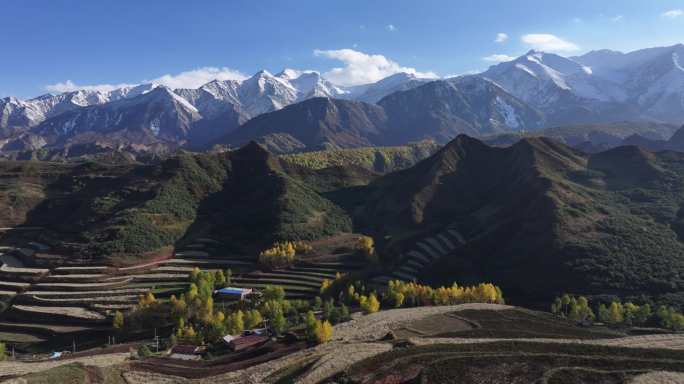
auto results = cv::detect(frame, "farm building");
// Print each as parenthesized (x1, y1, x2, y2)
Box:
(214, 287, 252, 300)
(228, 334, 269, 352)
(169, 344, 203, 360)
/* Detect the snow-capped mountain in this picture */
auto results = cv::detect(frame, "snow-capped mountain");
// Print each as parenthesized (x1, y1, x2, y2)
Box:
(34, 86, 201, 146)
(0, 83, 159, 135)
(576, 44, 684, 122)
(483, 51, 627, 111)
(343, 72, 432, 103)
(4, 44, 684, 156)
(0, 69, 424, 152)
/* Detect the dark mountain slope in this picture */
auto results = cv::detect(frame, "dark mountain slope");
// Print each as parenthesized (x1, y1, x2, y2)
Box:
(481, 121, 679, 152)
(217, 76, 545, 153)
(221, 97, 389, 153)
(352, 135, 684, 304)
(0, 142, 352, 263)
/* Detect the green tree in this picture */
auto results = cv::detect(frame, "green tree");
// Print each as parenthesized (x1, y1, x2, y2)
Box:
(244, 309, 263, 329)
(226, 310, 245, 335)
(576, 296, 595, 322)
(190, 267, 201, 283)
(263, 285, 286, 302)
(323, 299, 334, 320)
(214, 270, 226, 288)
(272, 308, 287, 335)
(598, 304, 610, 323)
(634, 303, 652, 325)
(0, 342, 6, 361)
(607, 301, 625, 324)
(305, 310, 318, 342)
(340, 304, 350, 321)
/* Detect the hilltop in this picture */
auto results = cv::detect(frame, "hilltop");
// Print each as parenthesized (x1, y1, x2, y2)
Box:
(350, 135, 684, 305)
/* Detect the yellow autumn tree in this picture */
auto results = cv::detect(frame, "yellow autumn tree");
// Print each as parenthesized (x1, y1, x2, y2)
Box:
(320, 279, 332, 294)
(357, 235, 377, 263)
(315, 320, 333, 343)
(113, 310, 124, 331)
(361, 293, 380, 314)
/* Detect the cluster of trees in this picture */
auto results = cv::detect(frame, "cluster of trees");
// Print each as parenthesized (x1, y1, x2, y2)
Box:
(169, 269, 243, 344)
(319, 272, 344, 295)
(112, 267, 351, 347)
(328, 280, 379, 314)
(383, 280, 505, 308)
(550, 295, 596, 322)
(258, 241, 312, 269)
(656, 306, 684, 330)
(551, 295, 684, 330)
(113, 268, 235, 343)
(359, 293, 381, 314)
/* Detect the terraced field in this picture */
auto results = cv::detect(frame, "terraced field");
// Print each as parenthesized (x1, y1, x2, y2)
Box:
(0, 238, 366, 353)
(370, 226, 465, 285)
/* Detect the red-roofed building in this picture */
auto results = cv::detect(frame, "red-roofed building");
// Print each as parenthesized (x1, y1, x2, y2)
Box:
(228, 334, 269, 352)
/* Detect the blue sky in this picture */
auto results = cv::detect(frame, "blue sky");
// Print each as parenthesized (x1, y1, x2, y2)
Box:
(2, 0, 684, 98)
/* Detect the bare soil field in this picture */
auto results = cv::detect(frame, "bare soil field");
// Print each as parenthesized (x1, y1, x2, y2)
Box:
(3, 305, 684, 384)
(0, 353, 129, 380)
(11, 305, 106, 320)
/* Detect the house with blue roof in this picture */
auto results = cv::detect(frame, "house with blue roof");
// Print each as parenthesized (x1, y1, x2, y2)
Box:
(214, 287, 253, 301)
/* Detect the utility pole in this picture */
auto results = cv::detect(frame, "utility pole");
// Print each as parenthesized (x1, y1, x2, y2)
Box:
(154, 328, 159, 353)
(72, 339, 76, 354)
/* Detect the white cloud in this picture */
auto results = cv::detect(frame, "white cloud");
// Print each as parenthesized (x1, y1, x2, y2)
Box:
(571, 17, 583, 24)
(610, 15, 624, 22)
(483, 54, 516, 63)
(662, 9, 684, 18)
(144, 67, 247, 89)
(521, 34, 580, 52)
(386, 24, 397, 32)
(45, 67, 247, 94)
(45, 80, 136, 93)
(313, 48, 438, 86)
(495, 33, 509, 43)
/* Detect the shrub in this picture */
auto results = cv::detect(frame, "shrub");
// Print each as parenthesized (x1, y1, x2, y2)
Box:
(137, 344, 152, 358)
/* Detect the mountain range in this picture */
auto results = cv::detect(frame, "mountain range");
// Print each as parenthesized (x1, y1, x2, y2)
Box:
(2, 44, 684, 157)
(4, 134, 684, 306)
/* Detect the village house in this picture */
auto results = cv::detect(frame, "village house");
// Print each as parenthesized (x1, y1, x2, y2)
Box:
(214, 287, 252, 301)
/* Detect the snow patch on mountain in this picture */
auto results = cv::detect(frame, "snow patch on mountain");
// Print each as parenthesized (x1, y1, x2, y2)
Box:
(495, 96, 520, 129)
(674, 52, 684, 72)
